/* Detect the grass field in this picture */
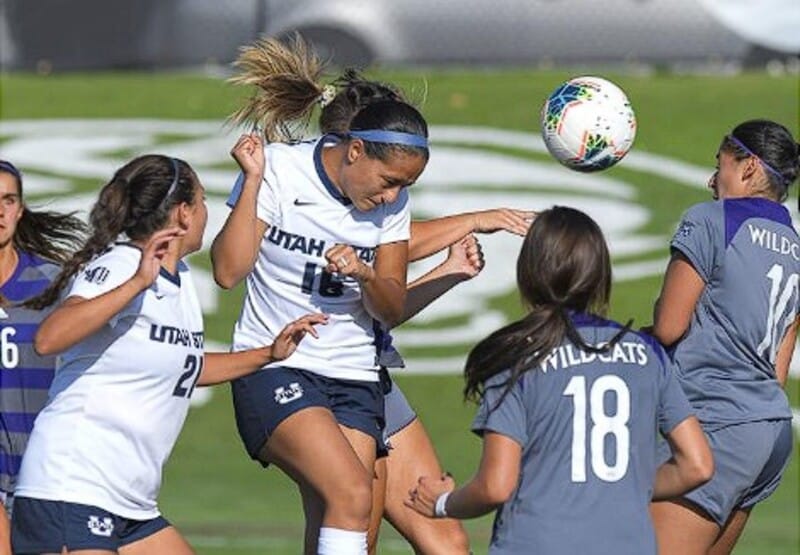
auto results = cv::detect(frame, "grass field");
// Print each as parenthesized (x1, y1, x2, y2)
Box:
(1, 67, 798, 553)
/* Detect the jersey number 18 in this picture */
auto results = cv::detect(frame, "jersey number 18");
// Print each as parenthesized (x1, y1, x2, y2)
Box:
(563, 375, 631, 483)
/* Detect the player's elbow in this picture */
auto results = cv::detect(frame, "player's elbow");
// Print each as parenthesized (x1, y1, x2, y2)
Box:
(210, 254, 244, 290)
(479, 476, 516, 506)
(34, 330, 60, 357)
(676, 445, 714, 493)
(212, 267, 241, 290)
(651, 321, 686, 348)
(686, 447, 715, 488)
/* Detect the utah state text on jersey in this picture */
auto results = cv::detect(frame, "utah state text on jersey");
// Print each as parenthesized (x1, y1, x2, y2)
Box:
(149, 324, 204, 348)
(267, 225, 376, 263)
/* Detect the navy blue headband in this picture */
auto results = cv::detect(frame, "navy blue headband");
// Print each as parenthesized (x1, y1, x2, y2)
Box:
(727, 135, 786, 184)
(348, 130, 429, 149)
(0, 160, 22, 181)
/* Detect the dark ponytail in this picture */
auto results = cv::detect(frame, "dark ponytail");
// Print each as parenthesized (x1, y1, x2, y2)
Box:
(721, 119, 799, 205)
(25, 155, 196, 310)
(464, 207, 630, 406)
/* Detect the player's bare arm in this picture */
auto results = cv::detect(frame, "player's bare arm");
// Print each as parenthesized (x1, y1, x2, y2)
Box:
(211, 132, 268, 288)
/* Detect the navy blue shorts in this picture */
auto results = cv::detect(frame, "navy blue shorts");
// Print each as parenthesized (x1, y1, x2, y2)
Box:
(232, 366, 388, 462)
(658, 418, 793, 525)
(382, 368, 418, 441)
(11, 497, 170, 553)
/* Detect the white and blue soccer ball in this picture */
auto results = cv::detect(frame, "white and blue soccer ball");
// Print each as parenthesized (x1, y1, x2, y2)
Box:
(540, 76, 637, 172)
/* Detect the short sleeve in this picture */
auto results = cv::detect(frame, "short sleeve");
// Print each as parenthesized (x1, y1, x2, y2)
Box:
(67, 250, 141, 328)
(225, 147, 279, 226)
(471, 372, 528, 447)
(379, 188, 411, 244)
(68, 252, 136, 301)
(656, 352, 694, 435)
(670, 203, 720, 283)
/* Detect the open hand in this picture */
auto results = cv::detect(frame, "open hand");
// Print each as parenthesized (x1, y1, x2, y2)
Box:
(473, 208, 536, 236)
(134, 227, 185, 289)
(271, 313, 329, 361)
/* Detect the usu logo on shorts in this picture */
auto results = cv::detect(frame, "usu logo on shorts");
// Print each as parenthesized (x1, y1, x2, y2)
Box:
(87, 515, 114, 537)
(274, 382, 304, 404)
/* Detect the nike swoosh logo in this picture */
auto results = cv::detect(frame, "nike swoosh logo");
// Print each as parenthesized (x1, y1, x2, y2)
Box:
(293, 199, 315, 206)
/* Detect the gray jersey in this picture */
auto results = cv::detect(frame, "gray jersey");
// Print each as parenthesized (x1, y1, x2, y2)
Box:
(670, 199, 797, 426)
(472, 313, 692, 555)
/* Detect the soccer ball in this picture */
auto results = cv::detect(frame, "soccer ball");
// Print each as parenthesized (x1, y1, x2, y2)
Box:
(540, 76, 636, 172)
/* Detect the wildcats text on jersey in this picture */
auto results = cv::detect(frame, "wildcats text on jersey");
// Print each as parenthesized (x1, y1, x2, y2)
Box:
(747, 224, 800, 261)
(149, 324, 204, 348)
(540, 341, 648, 373)
(266, 225, 376, 263)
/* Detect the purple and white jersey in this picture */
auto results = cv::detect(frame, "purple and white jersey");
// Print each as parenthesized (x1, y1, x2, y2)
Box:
(670, 198, 797, 426)
(472, 313, 692, 555)
(0, 251, 59, 496)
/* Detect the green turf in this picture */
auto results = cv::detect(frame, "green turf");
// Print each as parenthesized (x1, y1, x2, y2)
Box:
(1, 68, 798, 553)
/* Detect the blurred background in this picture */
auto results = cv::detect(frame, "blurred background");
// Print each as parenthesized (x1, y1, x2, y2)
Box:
(1, 0, 799, 72)
(1, 1, 798, 554)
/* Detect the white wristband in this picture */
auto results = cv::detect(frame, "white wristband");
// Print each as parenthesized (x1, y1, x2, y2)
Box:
(434, 491, 451, 518)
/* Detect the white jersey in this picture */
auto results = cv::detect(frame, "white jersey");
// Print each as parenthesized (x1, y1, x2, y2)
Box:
(16, 244, 204, 520)
(228, 138, 410, 381)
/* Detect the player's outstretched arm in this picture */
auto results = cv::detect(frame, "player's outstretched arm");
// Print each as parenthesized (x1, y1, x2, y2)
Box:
(652, 416, 714, 501)
(652, 252, 704, 347)
(200, 313, 328, 385)
(405, 432, 521, 520)
(34, 228, 184, 356)
(400, 235, 484, 325)
(211, 133, 268, 289)
(409, 208, 534, 262)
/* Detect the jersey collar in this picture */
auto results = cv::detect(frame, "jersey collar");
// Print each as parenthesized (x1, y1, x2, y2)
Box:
(314, 135, 352, 206)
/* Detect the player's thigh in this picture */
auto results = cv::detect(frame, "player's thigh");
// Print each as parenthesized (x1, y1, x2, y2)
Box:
(709, 508, 751, 555)
(650, 499, 719, 555)
(261, 407, 373, 503)
(118, 526, 193, 555)
(383, 418, 469, 554)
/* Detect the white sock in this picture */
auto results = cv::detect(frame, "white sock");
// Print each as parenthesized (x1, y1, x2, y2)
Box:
(317, 527, 367, 555)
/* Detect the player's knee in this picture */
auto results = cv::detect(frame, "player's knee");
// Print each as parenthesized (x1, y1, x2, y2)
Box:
(408, 520, 470, 555)
(327, 474, 373, 529)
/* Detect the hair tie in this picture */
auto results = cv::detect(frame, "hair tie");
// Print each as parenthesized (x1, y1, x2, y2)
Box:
(318, 84, 336, 108)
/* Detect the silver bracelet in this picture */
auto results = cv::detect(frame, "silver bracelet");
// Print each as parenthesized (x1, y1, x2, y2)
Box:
(434, 491, 451, 518)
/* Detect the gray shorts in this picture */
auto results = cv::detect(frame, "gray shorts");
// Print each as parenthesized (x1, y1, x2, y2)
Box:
(382, 369, 418, 442)
(658, 418, 793, 526)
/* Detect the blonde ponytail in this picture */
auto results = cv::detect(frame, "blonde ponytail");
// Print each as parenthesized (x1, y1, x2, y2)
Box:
(228, 34, 327, 142)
